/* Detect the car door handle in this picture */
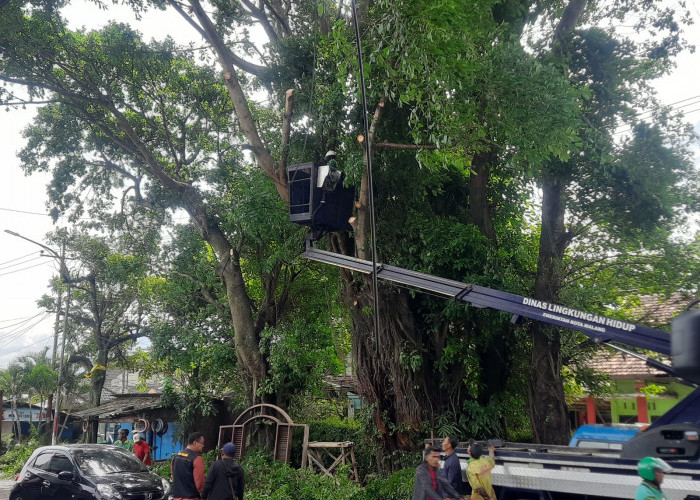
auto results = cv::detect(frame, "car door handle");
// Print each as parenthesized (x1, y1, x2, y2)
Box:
(42, 480, 50, 487)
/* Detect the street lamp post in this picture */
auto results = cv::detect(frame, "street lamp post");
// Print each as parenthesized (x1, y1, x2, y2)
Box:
(3, 229, 71, 445)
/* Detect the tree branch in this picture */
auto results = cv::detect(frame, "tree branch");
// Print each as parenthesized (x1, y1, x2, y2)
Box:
(279, 88, 294, 185)
(185, 0, 287, 202)
(107, 332, 145, 350)
(240, 0, 280, 43)
(67, 353, 93, 372)
(356, 97, 386, 259)
(373, 142, 439, 151)
(174, 0, 267, 76)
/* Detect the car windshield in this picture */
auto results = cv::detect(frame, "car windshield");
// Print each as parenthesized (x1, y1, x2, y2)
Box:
(72, 449, 148, 475)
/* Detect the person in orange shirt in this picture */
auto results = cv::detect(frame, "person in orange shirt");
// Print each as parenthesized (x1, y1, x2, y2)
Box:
(172, 432, 206, 500)
(132, 432, 152, 466)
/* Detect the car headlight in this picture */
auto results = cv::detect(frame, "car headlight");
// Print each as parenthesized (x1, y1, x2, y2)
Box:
(96, 484, 122, 500)
(161, 477, 171, 495)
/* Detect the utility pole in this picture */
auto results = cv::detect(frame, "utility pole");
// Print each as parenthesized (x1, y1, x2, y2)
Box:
(3, 229, 71, 445)
(53, 280, 70, 445)
(51, 243, 65, 368)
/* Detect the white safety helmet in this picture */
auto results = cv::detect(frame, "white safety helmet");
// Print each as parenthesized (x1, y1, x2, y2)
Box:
(325, 150, 337, 159)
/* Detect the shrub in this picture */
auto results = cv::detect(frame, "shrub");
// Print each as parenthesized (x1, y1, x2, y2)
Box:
(364, 467, 416, 500)
(241, 449, 363, 500)
(151, 459, 172, 480)
(0, 438, 42, 478)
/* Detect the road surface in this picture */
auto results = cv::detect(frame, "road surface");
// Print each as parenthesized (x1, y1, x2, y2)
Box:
(0, 478, 14, 500)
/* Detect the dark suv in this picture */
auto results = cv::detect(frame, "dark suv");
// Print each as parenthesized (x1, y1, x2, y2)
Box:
(10, 444, 172, 500)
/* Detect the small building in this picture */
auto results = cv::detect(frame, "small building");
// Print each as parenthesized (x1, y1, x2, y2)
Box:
(1, 402, 74, 440)
(570, 294, 695, 427)
(570, 351, 695, 426)
(73, 393, 183, 460)
(72, 368, 229, 460)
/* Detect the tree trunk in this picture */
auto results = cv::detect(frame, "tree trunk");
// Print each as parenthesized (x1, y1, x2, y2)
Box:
(469, 155, 497, 245)
(528, 171, 571, 444)
(203, 218, 266, 402)
(343, 278, 437, 456)
(46, 393, 54, 442)
(525, 0, 590, 445)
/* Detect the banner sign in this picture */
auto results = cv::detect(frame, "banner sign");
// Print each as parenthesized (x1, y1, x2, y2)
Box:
(3, 409, 50, 421)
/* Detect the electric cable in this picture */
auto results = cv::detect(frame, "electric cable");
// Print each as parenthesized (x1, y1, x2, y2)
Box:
(0, 311, 49, 331)
(614, 97, 700, 135)
(351, 0, 382, 354)
(0, 260, 54, 277)
(0, 254, 47, 271)
(7, 333, 55, 353)
(0, 206, 53, 216)
(0, 251, 42, 266)
(0, 315, 40, 324)
(0, 313, 52, 349)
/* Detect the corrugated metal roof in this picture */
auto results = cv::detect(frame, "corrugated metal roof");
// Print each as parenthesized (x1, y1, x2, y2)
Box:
(73, 394, 162, 418)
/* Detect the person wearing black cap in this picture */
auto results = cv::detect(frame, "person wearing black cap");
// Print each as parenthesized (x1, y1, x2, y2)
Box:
(201, 442, 245, 500)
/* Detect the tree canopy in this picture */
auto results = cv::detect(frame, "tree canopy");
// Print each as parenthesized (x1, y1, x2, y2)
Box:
(1, 0, 698, 455)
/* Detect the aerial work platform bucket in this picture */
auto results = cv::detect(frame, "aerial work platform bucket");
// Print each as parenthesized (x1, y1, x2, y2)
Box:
(287, 162, 354, 233)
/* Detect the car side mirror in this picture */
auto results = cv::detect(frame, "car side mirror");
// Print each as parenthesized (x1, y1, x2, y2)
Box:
(57, 471, 75, 482)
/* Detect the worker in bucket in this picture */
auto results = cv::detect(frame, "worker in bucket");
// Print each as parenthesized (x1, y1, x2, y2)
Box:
(636, 457, 672, 500)
(321, 150, 344, 191)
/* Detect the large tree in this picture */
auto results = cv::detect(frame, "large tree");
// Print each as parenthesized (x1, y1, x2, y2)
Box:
(35, 228, 157, 410)
(1, 0, 697, 453)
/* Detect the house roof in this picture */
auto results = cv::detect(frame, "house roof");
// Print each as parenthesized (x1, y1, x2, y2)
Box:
(72, 393, 162, 419)
(325, 374, 359, 393)
(68, 368, 163, 412)
(632, 293, 690, 326)
(586, 351, 669, 379)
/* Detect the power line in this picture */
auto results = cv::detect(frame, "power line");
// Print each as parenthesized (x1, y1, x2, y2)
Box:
(0, 311, 50, 335)
(0, 260, 54, 278)
(0, 205, 100, 221)
(0, 311, 46, 333)
(0, 313, 52, 349)
(2, 334, 56, 366)
(0, 315, 40, 324)
(9, 333, 55, 353)
(0, 206, 52, 216)
(0, 255, 47, 271)
(613, 98, 700, 136)
(1, 313, 51, 338)
(0, 251, 42, 267)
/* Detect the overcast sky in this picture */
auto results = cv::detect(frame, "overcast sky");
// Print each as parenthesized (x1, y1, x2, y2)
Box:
(1, 1, 699, 368)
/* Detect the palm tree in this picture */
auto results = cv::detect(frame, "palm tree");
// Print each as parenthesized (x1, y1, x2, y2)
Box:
(0, 365, 28, 441)
(15, 348, 56, 436)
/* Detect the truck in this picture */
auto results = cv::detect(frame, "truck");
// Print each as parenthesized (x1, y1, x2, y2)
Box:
(288, 160, 700, 499)
(298, 243, 700, 500)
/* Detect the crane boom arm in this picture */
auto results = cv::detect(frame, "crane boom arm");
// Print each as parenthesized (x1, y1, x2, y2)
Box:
(303, 246, 671, 355)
